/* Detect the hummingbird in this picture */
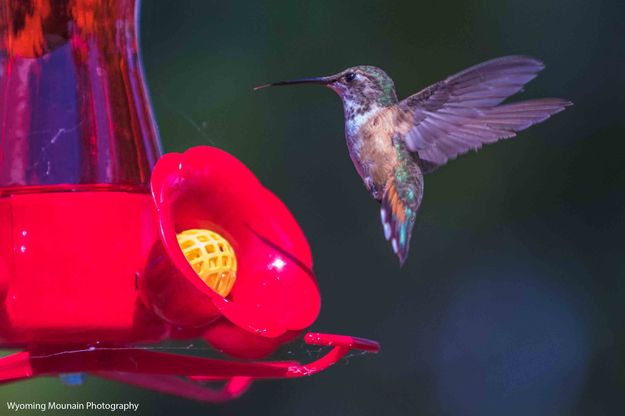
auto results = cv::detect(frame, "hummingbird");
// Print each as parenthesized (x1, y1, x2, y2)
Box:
(255, 56, 571, 265)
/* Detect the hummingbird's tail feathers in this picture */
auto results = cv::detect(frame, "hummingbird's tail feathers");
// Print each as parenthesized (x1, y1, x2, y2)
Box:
(380, 168, 423, 266)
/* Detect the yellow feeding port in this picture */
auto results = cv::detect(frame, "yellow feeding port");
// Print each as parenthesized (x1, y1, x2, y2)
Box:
(176, 229, 237, 297)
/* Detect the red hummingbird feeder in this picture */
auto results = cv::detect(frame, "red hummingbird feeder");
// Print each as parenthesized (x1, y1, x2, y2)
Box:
(0, 0, 378, 401)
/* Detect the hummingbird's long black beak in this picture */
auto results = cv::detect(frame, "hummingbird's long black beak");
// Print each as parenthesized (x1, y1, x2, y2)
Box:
(254, 76, 334, 91)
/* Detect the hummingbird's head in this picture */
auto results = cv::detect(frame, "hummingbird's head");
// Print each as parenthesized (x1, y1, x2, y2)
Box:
(255, 66, 398, 109)
(325, 66, 398, 108)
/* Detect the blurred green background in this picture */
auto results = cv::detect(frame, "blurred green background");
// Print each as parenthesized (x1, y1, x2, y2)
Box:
(3, 0, 625, 414)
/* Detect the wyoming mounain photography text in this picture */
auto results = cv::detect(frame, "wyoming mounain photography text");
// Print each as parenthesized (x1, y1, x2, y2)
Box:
(6, 401, 139, 412)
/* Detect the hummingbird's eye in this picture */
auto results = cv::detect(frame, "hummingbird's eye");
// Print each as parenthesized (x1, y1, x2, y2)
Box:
(344, 72, 356, 83)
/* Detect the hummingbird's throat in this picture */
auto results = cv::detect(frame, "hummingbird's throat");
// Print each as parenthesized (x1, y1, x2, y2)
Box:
(344, 101, 382, 134)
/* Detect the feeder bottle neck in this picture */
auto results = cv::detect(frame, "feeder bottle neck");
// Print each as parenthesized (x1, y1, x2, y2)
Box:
(0, 0, 162, 193)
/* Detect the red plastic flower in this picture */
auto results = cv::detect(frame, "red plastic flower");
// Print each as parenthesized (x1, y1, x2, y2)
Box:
(142, 145, 321, 353)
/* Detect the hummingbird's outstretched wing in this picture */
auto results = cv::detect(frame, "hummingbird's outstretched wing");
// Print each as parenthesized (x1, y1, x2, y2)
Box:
(397, 56, 571, 171)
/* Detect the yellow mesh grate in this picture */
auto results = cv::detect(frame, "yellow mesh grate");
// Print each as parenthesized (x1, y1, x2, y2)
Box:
(176, 229, 237, 297)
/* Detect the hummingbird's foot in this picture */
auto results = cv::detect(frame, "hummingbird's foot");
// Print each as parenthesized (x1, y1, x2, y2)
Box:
(365, 177, 382, 199)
